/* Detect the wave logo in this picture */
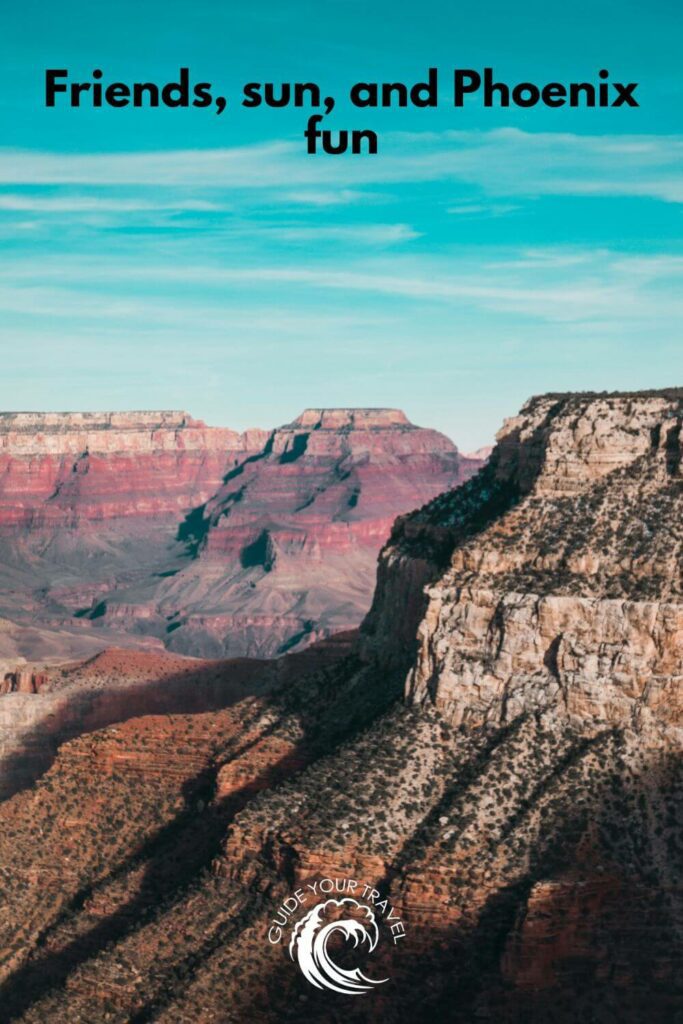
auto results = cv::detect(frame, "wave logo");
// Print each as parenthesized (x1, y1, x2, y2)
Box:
(288, 897, 389, 996)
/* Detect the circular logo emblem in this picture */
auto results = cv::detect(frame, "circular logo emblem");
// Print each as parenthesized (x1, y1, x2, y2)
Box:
(289, 897, 388, 995)
(268, 877, 405, 996)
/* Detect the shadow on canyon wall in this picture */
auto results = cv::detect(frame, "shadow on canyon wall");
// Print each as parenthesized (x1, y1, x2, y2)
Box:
(232, 744, 681, 1024)
(0, 633, 354, 802)
(0, 746, 298, 1023)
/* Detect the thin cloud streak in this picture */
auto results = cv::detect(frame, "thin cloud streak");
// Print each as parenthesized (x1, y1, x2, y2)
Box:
(0, 195, 223, 212)
(2, 247, 681, 326)
(262, 223, 420, 243)
(0, 129, 681, 203)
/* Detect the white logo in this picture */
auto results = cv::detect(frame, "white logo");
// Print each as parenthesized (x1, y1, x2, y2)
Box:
(268, 876, 405, 996)
(288, 897, 388, 996)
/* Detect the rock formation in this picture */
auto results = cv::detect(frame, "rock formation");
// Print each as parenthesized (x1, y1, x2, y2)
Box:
(149, 407, 480, 657)
(394, 391, 683, 731)
(0, 669, 48, 695)
(0, 408, 481, 660)
(0, 637, 353, 800)
(0, 389, 679, 1023)
(0, 411, 267, 527)
(463, 444, 494, 461)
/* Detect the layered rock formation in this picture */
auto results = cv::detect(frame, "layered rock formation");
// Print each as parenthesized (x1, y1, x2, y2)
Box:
(0, 411, 266, 527)
(0, 669, 48, 695)
(0, 637, 353, 800)
(0, 408, 480, 659)
(0, 409, 267, 659)
(396, 390, 683, 731)
(148, 408, 479, 657)
(0, 389, 679, 1024)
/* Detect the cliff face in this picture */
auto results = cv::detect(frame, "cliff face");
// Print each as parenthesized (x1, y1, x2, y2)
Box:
(201, 407, 465, 557)
(0, 411, 266, 527)
(0, 408, 480, 660)
(389, 391, 682, 733)
(0, 391, 679, 1024)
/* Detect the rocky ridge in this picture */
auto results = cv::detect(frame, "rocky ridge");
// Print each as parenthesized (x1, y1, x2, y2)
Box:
(394, 391, 682, 731)
(151, 407, 477, 657)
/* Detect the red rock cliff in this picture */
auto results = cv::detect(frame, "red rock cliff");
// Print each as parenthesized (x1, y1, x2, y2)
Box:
(0, 407, 483, 661)
(0, 410, 267, 527)
(152, 408, 481, 657)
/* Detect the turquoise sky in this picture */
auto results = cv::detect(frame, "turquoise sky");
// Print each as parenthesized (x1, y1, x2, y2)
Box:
(1, 0, 681, 449)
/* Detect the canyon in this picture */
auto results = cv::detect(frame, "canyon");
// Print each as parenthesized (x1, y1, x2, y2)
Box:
(0, 389, 680, 1023)
(0, 407, 481, 662)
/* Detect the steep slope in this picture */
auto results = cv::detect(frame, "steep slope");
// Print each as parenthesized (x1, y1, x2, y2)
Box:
(0, 390, 679, 1024)
(147, 408, 480, 657)
(0, 636, 353, 800)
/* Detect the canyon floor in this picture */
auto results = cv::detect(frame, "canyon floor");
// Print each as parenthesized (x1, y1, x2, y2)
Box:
(0, 391, 680, 1023)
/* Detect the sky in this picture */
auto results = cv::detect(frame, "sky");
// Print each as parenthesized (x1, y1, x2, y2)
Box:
(1, 0, 681, 450)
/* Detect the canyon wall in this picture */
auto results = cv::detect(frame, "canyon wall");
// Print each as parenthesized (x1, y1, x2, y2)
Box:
(0, 410, 267, 527)
(149, 407, 479, 657)
(397, 391, 682, 734)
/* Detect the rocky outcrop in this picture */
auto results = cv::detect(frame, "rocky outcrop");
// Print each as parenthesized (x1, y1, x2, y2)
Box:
(0, 669, 48, 695)
(192, 407, 474, 557)
(0, 638, 352, 799)
(147, 407, 479, 657)
(395, 391, 682, 736)
(408, 590, 682, 730)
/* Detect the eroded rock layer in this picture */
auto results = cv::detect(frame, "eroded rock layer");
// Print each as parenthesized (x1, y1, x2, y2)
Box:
(154, 407, 478, 657)
(398, 391, 683, 729)
(0, 411, 266, 526)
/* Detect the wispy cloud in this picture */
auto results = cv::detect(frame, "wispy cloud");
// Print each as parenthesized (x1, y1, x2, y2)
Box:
(0, 194, 222, 212)
(0, 280, 396, 332)
(447, 203, 519, 216)
(3, 247, 681, 327)
(186, 258, 682, 323)
(262, 223, 419, 244)
(282, 189, 377, 206)
(1, 129, 681, 203)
